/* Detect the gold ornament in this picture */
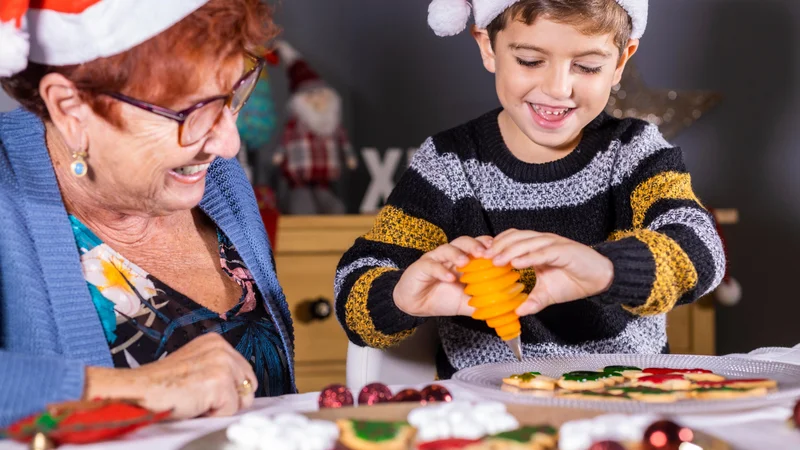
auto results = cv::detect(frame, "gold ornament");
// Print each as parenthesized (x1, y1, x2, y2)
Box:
(606, 61, 722, 140)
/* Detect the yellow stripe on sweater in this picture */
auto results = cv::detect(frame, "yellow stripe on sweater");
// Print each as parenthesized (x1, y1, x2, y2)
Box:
(364, 205, 448, 252)
(345, 267, 413, 348)
(631, 172, 702, 228)
(609, 229, 698, 316)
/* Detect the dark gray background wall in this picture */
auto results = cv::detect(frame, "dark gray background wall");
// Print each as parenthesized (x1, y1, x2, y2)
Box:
(2, 0, 798, 354)
(268, 0, 800, 355)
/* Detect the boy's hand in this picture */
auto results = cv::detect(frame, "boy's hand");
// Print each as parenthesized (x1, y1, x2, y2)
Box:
(485, 229, 614, 316)
(394, 236, 493, 318)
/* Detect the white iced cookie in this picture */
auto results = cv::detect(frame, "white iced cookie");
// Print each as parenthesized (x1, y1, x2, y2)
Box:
(226, 412, 339, 450)
(557, 414, 660, 450)
(407, 400, 520, 442)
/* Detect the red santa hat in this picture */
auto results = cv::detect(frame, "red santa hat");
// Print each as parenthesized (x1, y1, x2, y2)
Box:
(274, 40, 327, 94)
(427, 0, 648, 39)
(0, 0, 209, 77)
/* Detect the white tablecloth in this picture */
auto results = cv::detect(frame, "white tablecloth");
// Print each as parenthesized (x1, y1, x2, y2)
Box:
(3, 345, 800, 450)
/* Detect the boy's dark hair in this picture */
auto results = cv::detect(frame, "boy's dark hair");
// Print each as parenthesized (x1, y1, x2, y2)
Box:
(487, 0, 633, 54)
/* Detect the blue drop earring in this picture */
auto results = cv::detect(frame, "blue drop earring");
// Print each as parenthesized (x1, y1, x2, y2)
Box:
(70, 149, 88, 177)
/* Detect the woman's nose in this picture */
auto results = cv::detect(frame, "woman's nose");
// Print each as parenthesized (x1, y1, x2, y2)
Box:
(202, 107, 241, 160)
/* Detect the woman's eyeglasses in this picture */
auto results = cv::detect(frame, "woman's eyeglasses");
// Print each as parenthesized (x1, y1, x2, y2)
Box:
(101, 53, 265, 146)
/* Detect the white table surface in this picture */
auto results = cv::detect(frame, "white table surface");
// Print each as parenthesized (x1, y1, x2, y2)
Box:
(3, 346, 800, 450)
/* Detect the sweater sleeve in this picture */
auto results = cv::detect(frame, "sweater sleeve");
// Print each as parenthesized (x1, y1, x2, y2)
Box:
(594, 125, 726, 316)
(0, 352, 87, 427)
(334, 138, 455, 349)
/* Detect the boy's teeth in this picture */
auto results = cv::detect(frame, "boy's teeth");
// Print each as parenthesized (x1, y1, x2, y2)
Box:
(173, 163, 210, 175)
(533, 104, 570, 116)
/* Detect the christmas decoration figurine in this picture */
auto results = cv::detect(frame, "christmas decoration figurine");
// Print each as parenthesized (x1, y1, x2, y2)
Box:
(273, 40, 358, 215)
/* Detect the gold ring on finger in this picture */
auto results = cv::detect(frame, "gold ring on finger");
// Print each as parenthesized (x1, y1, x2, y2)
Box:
(237, 378, 253, 397)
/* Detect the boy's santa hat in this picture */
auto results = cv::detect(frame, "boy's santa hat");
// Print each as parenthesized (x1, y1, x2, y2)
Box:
(427, 0, 648, 40)
(0, 0, 209, 77)
(274, 40, 328, 94)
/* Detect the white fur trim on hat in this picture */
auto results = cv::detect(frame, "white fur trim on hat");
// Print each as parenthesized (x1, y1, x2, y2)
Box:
(0, 18, 29, 77)
(427, 0, 472, 37)
(615, 0, 648, 39)
(472, 0, 518, 29)
(27, 0, 209, 66)
(428, 0, 648, 39)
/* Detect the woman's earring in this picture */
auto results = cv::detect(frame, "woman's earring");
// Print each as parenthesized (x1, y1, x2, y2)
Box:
(70, 148, 88, 178)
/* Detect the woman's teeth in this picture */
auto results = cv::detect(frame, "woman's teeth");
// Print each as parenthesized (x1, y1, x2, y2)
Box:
(173, 163, 210, 175)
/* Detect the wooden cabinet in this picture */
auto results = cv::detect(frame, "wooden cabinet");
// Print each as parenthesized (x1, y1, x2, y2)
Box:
(274, 215, 376, 393)
(666, 296, 716, 355)
(274, 215, 717, 393)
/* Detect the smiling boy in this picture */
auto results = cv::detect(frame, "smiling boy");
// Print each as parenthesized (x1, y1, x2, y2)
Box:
(334, 0, 725, 379)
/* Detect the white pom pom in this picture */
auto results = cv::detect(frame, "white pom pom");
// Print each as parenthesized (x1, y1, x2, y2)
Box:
(428, 0, 472, 37)
(0, 20, 29, 77)
(714, 277, 742, 306)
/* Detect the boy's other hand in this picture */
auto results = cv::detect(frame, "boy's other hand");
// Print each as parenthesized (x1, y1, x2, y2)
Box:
(393, 236, 493, 318)
(484, 229, 614, 316)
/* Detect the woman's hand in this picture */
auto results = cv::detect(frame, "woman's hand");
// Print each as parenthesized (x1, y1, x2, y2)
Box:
(485, 229, 614, 316)
(85, 333, 257, 419)
(393, 236, 493, 318)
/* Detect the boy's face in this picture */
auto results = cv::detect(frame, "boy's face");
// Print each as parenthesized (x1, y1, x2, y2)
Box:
(474, 17, 638, 152)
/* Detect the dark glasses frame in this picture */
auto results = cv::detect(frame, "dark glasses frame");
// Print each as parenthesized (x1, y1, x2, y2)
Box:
(100, 52, 265, 144)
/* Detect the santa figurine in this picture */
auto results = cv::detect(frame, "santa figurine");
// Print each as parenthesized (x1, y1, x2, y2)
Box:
(273, 40, 358, 215)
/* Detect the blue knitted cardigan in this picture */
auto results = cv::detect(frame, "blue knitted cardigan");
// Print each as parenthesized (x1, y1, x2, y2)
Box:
(0, 108, 296, 426)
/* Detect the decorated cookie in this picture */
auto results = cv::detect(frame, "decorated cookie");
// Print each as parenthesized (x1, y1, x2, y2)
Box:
(601, 365, 644, 380)
(502, 372, 557, 391)
(557, 371, 620, 391)
(599, 373, 625, 386)
(691, 386, 769, 400)
(556, 391, 630, 402)
(465, 425, 559, 450)
(632, 374, 692, 391)
(605, 387, 683, 403)
(226, 412, 339, 450)
(694, 378, 777, 390)
(337, 419, 416, 450)
(416, 438, 482, 450)
(643, 368, 725, 382)
(500, 384, 557, 399)
(407, 401, 519, 444)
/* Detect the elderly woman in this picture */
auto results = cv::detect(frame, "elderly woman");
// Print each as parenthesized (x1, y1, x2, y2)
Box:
(0, 0, 294, 426)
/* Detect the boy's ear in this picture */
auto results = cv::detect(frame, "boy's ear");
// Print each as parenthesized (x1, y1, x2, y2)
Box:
(612, 38, 640, 85)
(471, 25, 497, 74)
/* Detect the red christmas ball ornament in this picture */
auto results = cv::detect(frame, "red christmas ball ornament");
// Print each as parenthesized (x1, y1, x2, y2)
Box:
(643, 420, 694, 450)
(392, 388, 423, 403)
(318, 384, 354, 409)
(420, 384, 453, 403)
(588, 441, 626, 450)
(358, 383, 393, 406)
(793, 398, 800, 428)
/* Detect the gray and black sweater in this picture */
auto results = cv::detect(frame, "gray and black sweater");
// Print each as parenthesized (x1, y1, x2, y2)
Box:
(334, 108, 725, 379)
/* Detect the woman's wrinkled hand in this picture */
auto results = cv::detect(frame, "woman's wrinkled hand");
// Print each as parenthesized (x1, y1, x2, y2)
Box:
(85, 333, 257, 419)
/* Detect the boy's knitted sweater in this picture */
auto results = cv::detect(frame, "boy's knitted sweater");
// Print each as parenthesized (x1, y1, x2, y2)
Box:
(334, 109, 725, 379)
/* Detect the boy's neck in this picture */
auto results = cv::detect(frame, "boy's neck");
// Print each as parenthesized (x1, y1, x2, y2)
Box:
(497, 110, 582, 164)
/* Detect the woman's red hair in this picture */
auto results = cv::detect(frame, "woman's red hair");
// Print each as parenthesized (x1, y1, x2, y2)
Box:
(1, 0, 278, 126)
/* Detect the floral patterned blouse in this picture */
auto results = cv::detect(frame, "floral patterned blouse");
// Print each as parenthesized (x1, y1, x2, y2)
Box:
(69, 215, 290, 397)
